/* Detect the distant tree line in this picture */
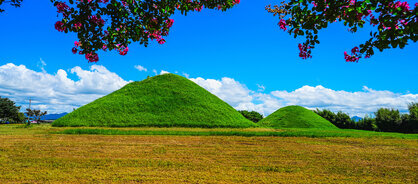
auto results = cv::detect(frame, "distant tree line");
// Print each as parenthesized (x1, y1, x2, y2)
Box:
(314, 103, 418, 133)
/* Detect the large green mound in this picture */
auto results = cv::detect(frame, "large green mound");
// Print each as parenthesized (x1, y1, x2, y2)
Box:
(53, 74, 256, 128)
(259, 105, 338, 129)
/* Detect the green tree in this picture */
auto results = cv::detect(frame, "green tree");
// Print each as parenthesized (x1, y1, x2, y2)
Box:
(0, 97, 21, 123)
(238, 110, 264, 123)
(355, 115, 376, 131)
(25, 108, 47, 124)
(400, 102, 418, 133)
(375, 108, 402, 132)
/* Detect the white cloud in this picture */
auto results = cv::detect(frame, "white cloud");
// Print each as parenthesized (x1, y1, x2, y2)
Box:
(38, 58, 47, 73)
(271, 85, 418, 116)
(160, 70, 170, 75)
(0, 63, 129, 113)
(190, 77, 253, 108)
(1, 63, 416, 117)
(189, 76, 417, 117)
(257, 84, 265, 92)
(152, 69, 158, 75)
(183, 72, 190, 78)
(134, 65, 147, 72)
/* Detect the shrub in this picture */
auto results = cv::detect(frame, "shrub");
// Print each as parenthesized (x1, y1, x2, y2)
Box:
(238, 110, 264, 123)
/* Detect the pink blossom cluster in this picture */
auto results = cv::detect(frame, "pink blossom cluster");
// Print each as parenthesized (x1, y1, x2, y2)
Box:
(279, 19, 287, 31)
(85, 52, 99, 62)
(89, 15, 104, 25)
(73, 22, 82, 29)
(344, 47, 360, 62)
(56, 2, 70, 16)
(298, 43, 312, 59)
(55, 21, 66, 32)
(118, 45, 129, 55)
(389, 1, 411, 12)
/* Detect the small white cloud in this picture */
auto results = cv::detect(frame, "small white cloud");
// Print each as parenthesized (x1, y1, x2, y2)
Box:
(134, 65, 147, 72)
(38, 58, 47, 73)
(160, 70, 170, 75)
(257, 84, 265, 92)
(183, 72, 190, 78)
(152, 69, 158, 75)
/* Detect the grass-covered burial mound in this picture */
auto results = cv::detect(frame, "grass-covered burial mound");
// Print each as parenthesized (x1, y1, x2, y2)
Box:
(259, 105, 337, 129)
(53, 74, 256, 128)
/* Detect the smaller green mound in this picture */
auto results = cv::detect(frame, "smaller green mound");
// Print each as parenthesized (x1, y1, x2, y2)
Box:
(259, 106, 337, 129)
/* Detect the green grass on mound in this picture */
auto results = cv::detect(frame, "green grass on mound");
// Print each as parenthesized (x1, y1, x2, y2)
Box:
(57, 128, 418, 139)
(259, 105, 338, 129)
(53, 74, 256, 128)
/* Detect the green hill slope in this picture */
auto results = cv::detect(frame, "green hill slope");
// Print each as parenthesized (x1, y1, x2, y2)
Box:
(53, 74, 256, 128)
(259, 106, 337, 129)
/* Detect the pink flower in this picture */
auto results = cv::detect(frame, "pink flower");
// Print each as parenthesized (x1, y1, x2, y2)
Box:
(166, 19, 174, 28)
(72, 47, 77, 54)
(118, 46, 129, 55)
(55, 21, 66, 32)
(73, 22, 82, 29)
(158, 39, 166, 45)
(279, 19, 287, 31)
(89, 15, 104, 25)
(56, 2, 69, 16)
(85, 52, 99, 62)
(74, 41, 80, 47)
(298, 43, 312, 59)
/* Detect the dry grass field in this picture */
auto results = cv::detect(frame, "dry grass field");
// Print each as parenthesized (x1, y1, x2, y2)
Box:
(0, 125, 417, 183)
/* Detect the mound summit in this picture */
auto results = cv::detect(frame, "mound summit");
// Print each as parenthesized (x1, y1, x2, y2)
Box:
(259, 105, 337, 129)
(53, 74, 256, 128)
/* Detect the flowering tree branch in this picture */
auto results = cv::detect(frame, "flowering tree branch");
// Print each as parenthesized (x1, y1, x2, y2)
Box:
(267, 0, 417, 62)
(51, 0, 241, 62)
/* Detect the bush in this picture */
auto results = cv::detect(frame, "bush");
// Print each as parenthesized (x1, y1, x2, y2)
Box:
(238, 110, 264, 123)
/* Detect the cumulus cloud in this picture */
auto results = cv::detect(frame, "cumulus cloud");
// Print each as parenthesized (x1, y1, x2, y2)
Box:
(134, 65, 147, 72)
(271, 85, 418, 116)
(160, 70, 170, 75)
(0, 63, 129, 113)
(1, 63, 416, 117)
(190, 77, 253, 107)
(189, 76, 417, 117)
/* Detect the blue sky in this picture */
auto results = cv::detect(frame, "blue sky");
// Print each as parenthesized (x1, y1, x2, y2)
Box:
(0, 0, 417, 116)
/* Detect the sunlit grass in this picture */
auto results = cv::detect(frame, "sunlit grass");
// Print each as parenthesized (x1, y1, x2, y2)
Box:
(0, 124, 416, 183)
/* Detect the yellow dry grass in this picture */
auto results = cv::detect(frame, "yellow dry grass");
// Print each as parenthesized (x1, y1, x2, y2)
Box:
(0, 125, 417, 183)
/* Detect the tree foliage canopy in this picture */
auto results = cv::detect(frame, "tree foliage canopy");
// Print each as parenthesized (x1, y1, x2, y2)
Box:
(0, 0, 23, 13)
(0, 97, 21, 122)
(50, 0, 240, 62)
(238, 110, 264, 123)
(267, 0, 417, 62)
